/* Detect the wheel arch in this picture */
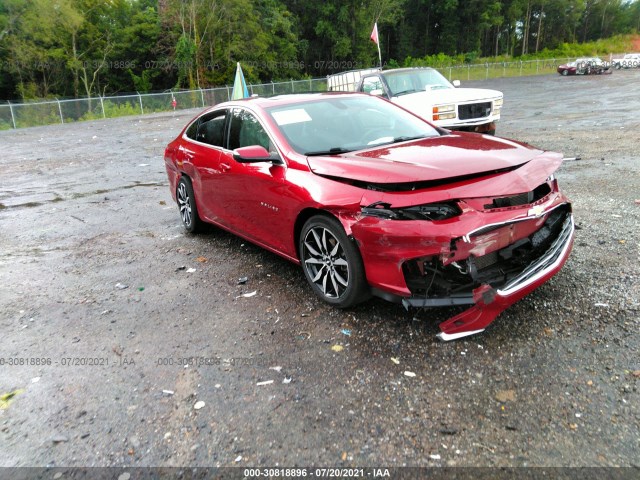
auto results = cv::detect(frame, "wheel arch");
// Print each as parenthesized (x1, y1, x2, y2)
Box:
(293, 207, 357, 261)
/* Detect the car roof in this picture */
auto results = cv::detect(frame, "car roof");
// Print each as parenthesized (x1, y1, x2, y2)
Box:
(206, 92, 374, 112)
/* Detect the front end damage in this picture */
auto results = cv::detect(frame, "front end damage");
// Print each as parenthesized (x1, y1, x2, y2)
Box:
(350, 174, 575, 341)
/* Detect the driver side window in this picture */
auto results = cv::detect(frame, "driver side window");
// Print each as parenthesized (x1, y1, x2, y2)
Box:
(361, 76, 385, 96)
(228, 108, 278, 157)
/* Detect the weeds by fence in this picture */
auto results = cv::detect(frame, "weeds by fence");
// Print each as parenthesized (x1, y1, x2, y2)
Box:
(0, 59, 576, 130)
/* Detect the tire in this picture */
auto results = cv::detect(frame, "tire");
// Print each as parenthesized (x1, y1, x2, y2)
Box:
(299, 215, 369, 308)
(561, 69, 568, 76)
(176, 176, 204, 233)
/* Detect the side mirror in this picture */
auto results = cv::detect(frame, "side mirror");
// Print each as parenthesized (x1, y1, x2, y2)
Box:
(232, 145, 274, 163)
(370, 89, 384, 96)
(452, 80, 461, 87)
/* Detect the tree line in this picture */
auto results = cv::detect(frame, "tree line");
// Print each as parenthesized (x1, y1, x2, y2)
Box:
(1, 0, 638, 100)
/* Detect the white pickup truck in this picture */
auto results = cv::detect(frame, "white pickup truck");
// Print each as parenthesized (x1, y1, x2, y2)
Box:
(612, 53, 640, 69)
(327, 67, 503, 135)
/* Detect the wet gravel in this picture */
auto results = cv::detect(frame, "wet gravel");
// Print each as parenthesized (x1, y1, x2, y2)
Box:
(0, 71, 639, 469)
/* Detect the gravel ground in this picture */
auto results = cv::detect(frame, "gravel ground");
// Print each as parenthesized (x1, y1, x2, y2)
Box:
(0, 70, 638, 470)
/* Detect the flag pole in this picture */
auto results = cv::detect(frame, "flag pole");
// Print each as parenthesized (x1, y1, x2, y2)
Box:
(371, 22, 383, 69)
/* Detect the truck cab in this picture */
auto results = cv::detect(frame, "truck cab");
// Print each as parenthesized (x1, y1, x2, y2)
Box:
(328, 68, 503, 135)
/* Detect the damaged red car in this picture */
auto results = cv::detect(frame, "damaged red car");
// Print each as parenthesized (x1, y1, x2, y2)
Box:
(164, 93, 574, 340)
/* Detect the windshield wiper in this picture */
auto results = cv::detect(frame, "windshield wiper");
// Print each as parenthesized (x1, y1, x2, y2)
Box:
(392, 134, 430, 143)
(305, 147, 354, 156)
(393, 89, 418, 96)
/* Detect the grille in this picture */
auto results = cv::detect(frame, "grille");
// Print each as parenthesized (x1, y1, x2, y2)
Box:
(458, 102, 492, 120)
(473, 251, 498, 270)
(484, 183, 552, 210)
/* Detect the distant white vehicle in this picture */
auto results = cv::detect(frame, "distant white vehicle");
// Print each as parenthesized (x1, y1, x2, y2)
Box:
(612, 53, 640, 69)
(327, 67, 503, 135)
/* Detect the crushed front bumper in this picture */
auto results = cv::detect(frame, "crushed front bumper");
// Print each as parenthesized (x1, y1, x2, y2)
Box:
(352, 199, 575, 341)
(434, 213, 574, 340)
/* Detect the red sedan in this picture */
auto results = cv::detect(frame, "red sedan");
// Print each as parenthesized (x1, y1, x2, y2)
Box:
(164, 93, 574, 340)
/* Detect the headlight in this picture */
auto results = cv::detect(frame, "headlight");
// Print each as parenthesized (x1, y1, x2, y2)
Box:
(362, 201, 462, 221)
(494, 98, 503, 107)
(433, 104, 456, 121)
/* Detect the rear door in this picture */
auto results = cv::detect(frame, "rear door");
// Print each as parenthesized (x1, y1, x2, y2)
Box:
(181, 109, 236, 225)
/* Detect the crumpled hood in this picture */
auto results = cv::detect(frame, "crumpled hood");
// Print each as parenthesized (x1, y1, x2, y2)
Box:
(306, 132, 546, 185)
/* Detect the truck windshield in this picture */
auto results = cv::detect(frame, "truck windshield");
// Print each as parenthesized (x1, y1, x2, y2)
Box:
(266, 95, 440, 156)
(384, 69, 452, 96)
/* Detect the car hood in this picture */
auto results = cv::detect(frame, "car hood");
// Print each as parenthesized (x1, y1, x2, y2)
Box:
(306, 133, 545, 186)
(393, 87, 502, 107)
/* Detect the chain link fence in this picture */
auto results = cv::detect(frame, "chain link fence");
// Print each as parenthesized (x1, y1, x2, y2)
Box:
(0, 60, 575, 130)
(0, 78, 328, 130)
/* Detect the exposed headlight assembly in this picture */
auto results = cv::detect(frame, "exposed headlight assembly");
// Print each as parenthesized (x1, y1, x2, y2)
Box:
(362, 201, 462, 221)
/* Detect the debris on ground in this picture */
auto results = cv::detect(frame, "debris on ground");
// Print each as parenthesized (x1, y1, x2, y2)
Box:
(162, 390, 174, 396)
(341, 329, 352, 336)
(495, 390, 516, 403)
(283, 377, 292, 384)
(115, 282, 128, 289)
(196, 256, 208, 263)
(391, 357, 400, 365)
(256, 380, 274, 386)
(238, 276, 248, 284)
(186, 268, 197, 273)
(193, 401, 205, 410)
(0, 390, 23, 409)
(330, 345, 344, 352)
(236, 291, 257, 298)
(404, 371, 416, 377)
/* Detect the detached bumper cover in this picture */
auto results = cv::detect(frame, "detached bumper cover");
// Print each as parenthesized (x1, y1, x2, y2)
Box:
(435, 213, 575, 340)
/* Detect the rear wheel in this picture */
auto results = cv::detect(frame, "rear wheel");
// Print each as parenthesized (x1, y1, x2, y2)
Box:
(299, 215, 369, 308)
(177, 176, 204, 233)
(561, 69, 569, 76)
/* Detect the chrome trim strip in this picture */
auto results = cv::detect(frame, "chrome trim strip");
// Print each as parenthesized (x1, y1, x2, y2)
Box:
(436, 329, 485, 341)
(462, 202, 566, 243)
(497, 214, 574, 296)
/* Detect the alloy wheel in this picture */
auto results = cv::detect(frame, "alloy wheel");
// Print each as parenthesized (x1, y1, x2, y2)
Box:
(177, 182, 192, 228)
(302, 226, 350, 299)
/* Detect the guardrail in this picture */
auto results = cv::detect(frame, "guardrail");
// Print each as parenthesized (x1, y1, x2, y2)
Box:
(0, 58, 594, 130)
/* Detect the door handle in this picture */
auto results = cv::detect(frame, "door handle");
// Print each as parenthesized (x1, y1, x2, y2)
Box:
(220, 162, 231, 172)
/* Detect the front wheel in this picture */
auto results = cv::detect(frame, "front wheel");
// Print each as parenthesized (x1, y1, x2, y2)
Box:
(299, 215, 369, 308)
(177, 176, 204, 233)
(561, 69, 569, 76)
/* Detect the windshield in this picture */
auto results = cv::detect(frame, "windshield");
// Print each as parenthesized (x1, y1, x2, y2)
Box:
(383, 69, 452, 96)
(266, 96, 440, 156)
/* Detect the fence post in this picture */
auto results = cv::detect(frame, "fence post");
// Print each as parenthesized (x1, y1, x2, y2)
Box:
(448, 67, 452, 81)
(536, 60, 539, 74)
(309, 78, 312, 92)
(486, 64, 489, 80)
(99, 95, 106, 118)
(291, 79, 294, 93)
(200, 88, 205, 107)
(7, 101, 16, 129)
(137, 92, 144, 114)
(519, 61, 523, 76)
(56, 98, 64, 124)
(467, 65, 470, 81)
